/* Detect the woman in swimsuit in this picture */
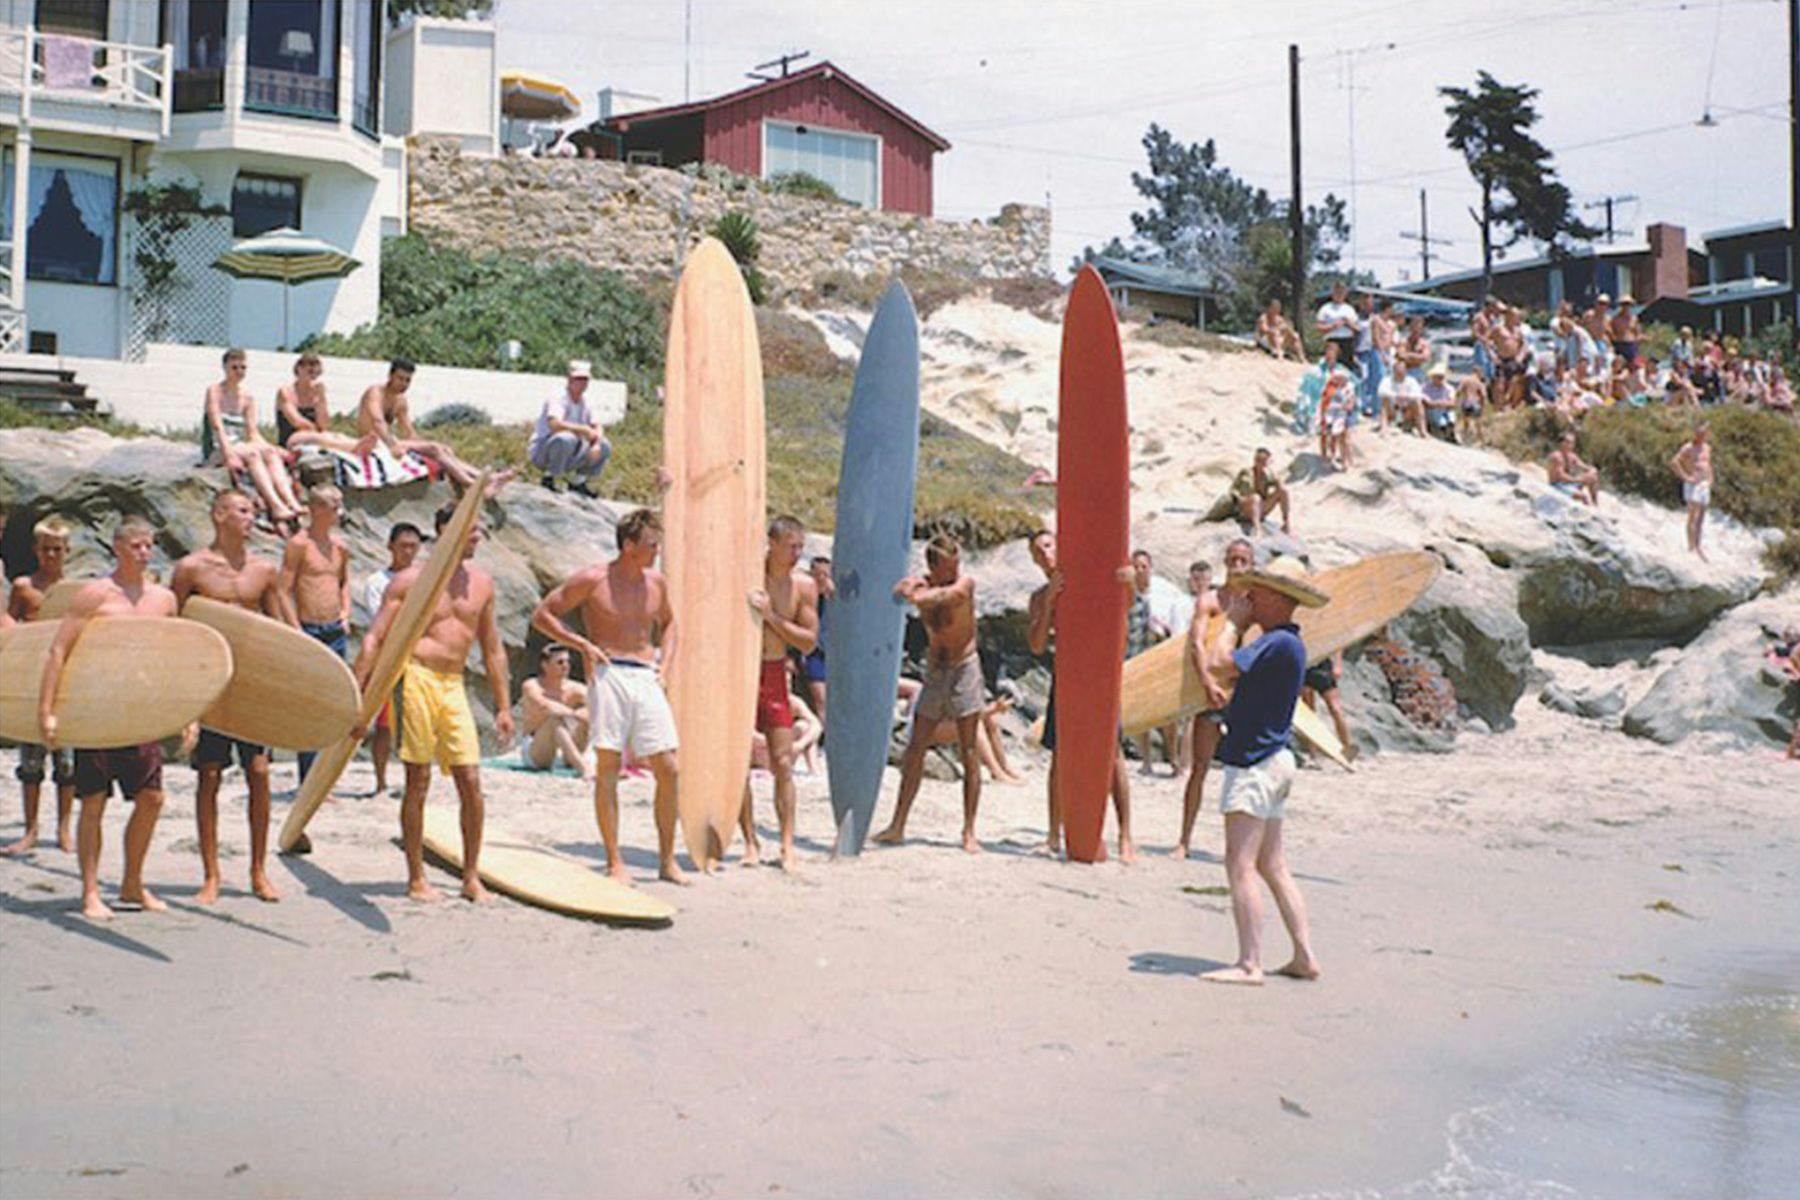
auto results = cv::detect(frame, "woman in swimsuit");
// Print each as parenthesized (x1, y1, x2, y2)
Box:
(204, 350, 302, 530)
(275, 353, 369, 454)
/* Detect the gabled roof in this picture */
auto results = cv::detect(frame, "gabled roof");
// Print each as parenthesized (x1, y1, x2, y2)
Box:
(600, 60, 951, 152)
(1090, 256, 1219, 296)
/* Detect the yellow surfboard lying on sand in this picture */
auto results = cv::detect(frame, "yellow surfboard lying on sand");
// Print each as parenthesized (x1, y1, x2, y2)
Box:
(278, 476, 487, 852)
(1121, 551, 1440, 736)
(181, 596, 360, 750)
(420, 808, 676, 925)
(0, 617, 233, 748)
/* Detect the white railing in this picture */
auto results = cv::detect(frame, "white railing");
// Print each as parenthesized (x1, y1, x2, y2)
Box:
(0, 305, 24, 355)
(0, 28, 172, 135)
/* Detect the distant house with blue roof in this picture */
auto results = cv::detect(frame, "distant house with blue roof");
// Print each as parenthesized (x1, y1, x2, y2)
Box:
(1089, 257, 1223, 328)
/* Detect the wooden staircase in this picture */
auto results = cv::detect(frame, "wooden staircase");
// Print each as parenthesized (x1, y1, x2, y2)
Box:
(0, 364, 104, 417)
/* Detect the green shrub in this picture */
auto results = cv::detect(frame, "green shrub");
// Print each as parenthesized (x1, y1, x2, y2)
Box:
(709, 211, 767, 305)
(767, 171, 843, 203)
(416, 402, 492, 430)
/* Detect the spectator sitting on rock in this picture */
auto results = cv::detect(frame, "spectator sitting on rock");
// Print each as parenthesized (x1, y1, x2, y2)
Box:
(1456, 369, 1486, 444)
(1764, 628, 1799, 761)
(529, 360, 610, 498)
(1395, 371, 1427, 436)
(1231, 447, 1292, 533)
(1546, 431, 1600, 506)
(1421, 363, 1458, 441)
(1256, 299, 1305, 361)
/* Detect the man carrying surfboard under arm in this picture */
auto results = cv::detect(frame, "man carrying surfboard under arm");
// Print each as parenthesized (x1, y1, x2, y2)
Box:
(1200, 556, 1328, 987)
(357, 504, 514, 902)
(39, 516, 192, 921)
(1025, 530, 1136, 862)
(875, 534, 988, 853)
(529, 508, 687, 884)
(5, 516, 76, 856)
(743, 515, 819, 872)
(173, 489, 288, 904)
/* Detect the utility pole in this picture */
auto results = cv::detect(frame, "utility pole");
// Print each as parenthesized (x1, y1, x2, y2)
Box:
(683, 0, 692, 102)
(1790, 0, 1798, 325)
(1582, 194, 1638, 244)
(1399, 188, 1453, 280)
(1289, 44, 1305, 325)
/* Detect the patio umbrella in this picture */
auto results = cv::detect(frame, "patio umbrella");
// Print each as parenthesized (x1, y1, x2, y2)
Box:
(500, 71, 581, 121)
(213, 227, 361, 351)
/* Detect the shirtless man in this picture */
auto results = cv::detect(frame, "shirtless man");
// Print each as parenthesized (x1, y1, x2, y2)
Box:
(280, 484, 351, 783)
(875, 534, 986, 852)
(359, 504, 513, 900)
(1670, 423, 1713, 560)
(356, 358, 512, 496)
(39, 516, 190, 920)
(173, 489, 290, 903)
(1547, 431, 1601, 506)
(1174, 538, 1255, 859)
(517, 644, 592, 778)
(1232, 447, 1291, 533)
(798, 554, 833, 723)
(1489, 307, 1530, 409)
(1581, 294, 1613, 367)
(741, 516, 819, 870)
(1608, 295, 1642, 365)
(1025, 529, 1136, 861)
(530, 508, 684, 882)
(4, 516, 76, 855)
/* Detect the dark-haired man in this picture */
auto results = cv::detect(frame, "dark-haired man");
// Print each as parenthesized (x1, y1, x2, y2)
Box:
(353, 521, 425, 797)
(531, 508, 685, 883)
(358, 503, 514, 901)
(875, 534, 985, 852)
(356, 358, 511, 495)
(798, 554, 832, 723)
(741, 515, 819, 870)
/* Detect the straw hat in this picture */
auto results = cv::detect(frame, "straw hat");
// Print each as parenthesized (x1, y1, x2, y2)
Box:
(1237, 556, 1330, 609)
(1427, 361, 1449, 378)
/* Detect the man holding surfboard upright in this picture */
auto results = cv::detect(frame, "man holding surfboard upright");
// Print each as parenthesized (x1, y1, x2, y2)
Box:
(530, 508, 687, 885)
(39, 516, 188, 921)
(1199, 557, 1328, 988)
(743, 515, 819, 872)
(359, 503, 513, 901)
(173, 490, 289, 904)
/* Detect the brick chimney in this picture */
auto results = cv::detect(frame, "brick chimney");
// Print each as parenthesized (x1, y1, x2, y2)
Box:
(1644, 223, 1688, 301)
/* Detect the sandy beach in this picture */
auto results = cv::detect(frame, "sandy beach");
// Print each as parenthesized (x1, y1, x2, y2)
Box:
(1, 700, 1792, 1199)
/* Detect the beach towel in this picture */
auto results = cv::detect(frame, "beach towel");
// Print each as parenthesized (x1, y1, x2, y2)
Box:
(305, 443, 436, 491)
(41, 35, 95, 90)
(481, 754, 584, 779)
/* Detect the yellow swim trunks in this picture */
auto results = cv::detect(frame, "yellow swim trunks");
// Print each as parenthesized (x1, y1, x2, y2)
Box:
(399, 660, 480, 773)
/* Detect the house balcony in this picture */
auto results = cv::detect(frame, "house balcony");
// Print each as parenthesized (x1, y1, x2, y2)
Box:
(0, 28, 172, 143)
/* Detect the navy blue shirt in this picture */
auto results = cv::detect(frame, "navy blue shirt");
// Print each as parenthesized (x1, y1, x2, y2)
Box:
(1218, 624, 1306, 767)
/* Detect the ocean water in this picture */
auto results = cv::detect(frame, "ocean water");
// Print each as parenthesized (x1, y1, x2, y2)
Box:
(1306, 979, 1800, 1200)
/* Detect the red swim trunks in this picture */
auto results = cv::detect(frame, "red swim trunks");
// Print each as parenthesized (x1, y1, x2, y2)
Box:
(756, 659, 794, 732)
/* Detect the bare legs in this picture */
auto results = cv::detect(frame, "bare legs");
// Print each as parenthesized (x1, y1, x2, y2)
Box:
(876, 711, 982, 851)
(77, 789, 167, 921)
(1111, 751, 1135, 862)
(3, 777, 74, 855)
(754, 724, 799, 870)
(1685, 501, 1708, 560)
(1201, 814, 1319, 985)
(194, 758, 279, 904)
(370, 720, 392, 795)
(396, 762, 488, 901)
(874, 719, 933, 847)
(1173, 715, 1222, 859)
(593, 748, 685, 884)
(527, 717, 592, 779)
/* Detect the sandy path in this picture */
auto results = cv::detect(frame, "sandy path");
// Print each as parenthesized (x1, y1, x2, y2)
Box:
(1, 705, 1791, 1199)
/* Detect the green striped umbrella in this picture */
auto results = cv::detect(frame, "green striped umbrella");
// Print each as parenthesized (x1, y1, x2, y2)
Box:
(213, 227, 361, 350)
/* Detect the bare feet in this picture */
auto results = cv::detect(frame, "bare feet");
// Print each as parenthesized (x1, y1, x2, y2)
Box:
(195, 878, 221, 905)
(871, 825, 905, 846)
(1167, 843, 1191, 861)
(1036, 837, 1063, 859)
(1, 832, 37, 856)
(250, 872, 282, 903)
(57, 827, 74, 853)
(778, 844, 796, 872)
(407, 879, 444, 902)
(1201, 964, 1264, 986)
(1118, 836, 1138, 864)
(81, 893, 114, 921)
(1273, 958, 1322, 981)
(460, 877, 490, 902)
(117, 886, 167, 913)
(607, 860, 631, 884)
(962, 829, 982, 854)
(482, 469, 518, 500)
(658, 859, 691, 886)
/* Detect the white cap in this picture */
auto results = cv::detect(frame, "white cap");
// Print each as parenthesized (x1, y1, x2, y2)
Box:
(567, 359, 592, 378)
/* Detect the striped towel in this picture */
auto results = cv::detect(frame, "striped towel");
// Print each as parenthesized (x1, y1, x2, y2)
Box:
(299, 444, 437, 491)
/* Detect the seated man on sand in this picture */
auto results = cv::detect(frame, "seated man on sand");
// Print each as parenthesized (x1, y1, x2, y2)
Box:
(1255, 299, 1304, 361)
(1231, 447, 1292, 533)
(1546, 432, 1600, 506)
(518, 643, 593, 779)
(357, 358, 514, 497)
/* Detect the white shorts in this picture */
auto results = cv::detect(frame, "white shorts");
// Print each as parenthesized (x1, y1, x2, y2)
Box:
(589, 661, 679, 760)
(1683, 480, 1710, 506)
(1218, 748, 1296, 821)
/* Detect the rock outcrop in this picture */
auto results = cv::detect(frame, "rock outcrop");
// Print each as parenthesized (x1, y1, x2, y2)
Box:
(1621, 590, 1800, 746)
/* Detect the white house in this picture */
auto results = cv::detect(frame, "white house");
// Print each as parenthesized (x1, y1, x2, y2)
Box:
(1, 0, 405, 359)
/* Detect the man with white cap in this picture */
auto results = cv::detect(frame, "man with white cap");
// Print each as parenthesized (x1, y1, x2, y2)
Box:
(528, 359, 610, 498)
(1199, 555, 1327, 987)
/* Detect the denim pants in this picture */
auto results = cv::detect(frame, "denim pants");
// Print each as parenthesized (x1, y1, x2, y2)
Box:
(297, 620, 349, 780)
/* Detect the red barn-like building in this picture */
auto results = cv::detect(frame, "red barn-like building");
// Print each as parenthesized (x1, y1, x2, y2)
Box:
(591, 62, 951, 216)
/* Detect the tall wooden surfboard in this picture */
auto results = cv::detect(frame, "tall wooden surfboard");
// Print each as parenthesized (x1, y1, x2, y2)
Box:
(1054, 267, 1130, 864)
(181, 596, 360, 750)
(663, 237, 766, 869)
(278, 476, 487, 852)
(1, 617, 233, 748)
(825, 281, 920, 856)
(1119, 551, 1441, 736)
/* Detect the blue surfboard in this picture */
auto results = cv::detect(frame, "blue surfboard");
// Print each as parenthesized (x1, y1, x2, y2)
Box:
(825, 282, 921, 856)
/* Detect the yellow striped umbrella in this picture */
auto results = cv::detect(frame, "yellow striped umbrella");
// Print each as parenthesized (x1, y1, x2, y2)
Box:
(500, 71, 580, 121)
(213, 227, 361, 350)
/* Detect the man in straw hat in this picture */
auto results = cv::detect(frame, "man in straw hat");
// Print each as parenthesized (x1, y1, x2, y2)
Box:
(1199, 555, 1328, 986)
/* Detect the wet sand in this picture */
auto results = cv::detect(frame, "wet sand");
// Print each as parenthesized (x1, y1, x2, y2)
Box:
(0, 705, 1791, 1199)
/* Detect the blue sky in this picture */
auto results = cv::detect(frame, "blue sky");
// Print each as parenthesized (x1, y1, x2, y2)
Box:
(494, 0, 1791, 281)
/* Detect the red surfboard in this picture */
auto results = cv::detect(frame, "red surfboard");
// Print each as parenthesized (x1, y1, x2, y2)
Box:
(1053, 266, 1129, 864)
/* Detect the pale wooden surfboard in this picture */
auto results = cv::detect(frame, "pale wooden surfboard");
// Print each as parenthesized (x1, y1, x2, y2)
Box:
(663, 237, 765, 869)
(1, 617, 233, 748)
(181, 596, 360, 750)
(420, 808, 675, 925)
(1120, 551, 1440, 736)
(35, 578, 97, 622)
(278, 476, 487, 852)
(1291, 698, 1350, 769)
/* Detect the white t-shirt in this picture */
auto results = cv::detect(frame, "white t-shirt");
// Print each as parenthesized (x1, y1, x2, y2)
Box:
(531, 390, 595, 450)
(354, 567, 394, 632)
(1145, 574, 1192, 636)
(1317, 301, 1358, 344)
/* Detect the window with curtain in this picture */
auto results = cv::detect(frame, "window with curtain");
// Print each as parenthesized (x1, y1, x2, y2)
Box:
(246, 0, 340, 119)
(160, 0, 228, 110)
(232, 174, 302, 238)
(764, 122, 880, 209)
(0, 150, 119, 286)
(350, 0, 379, 137)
